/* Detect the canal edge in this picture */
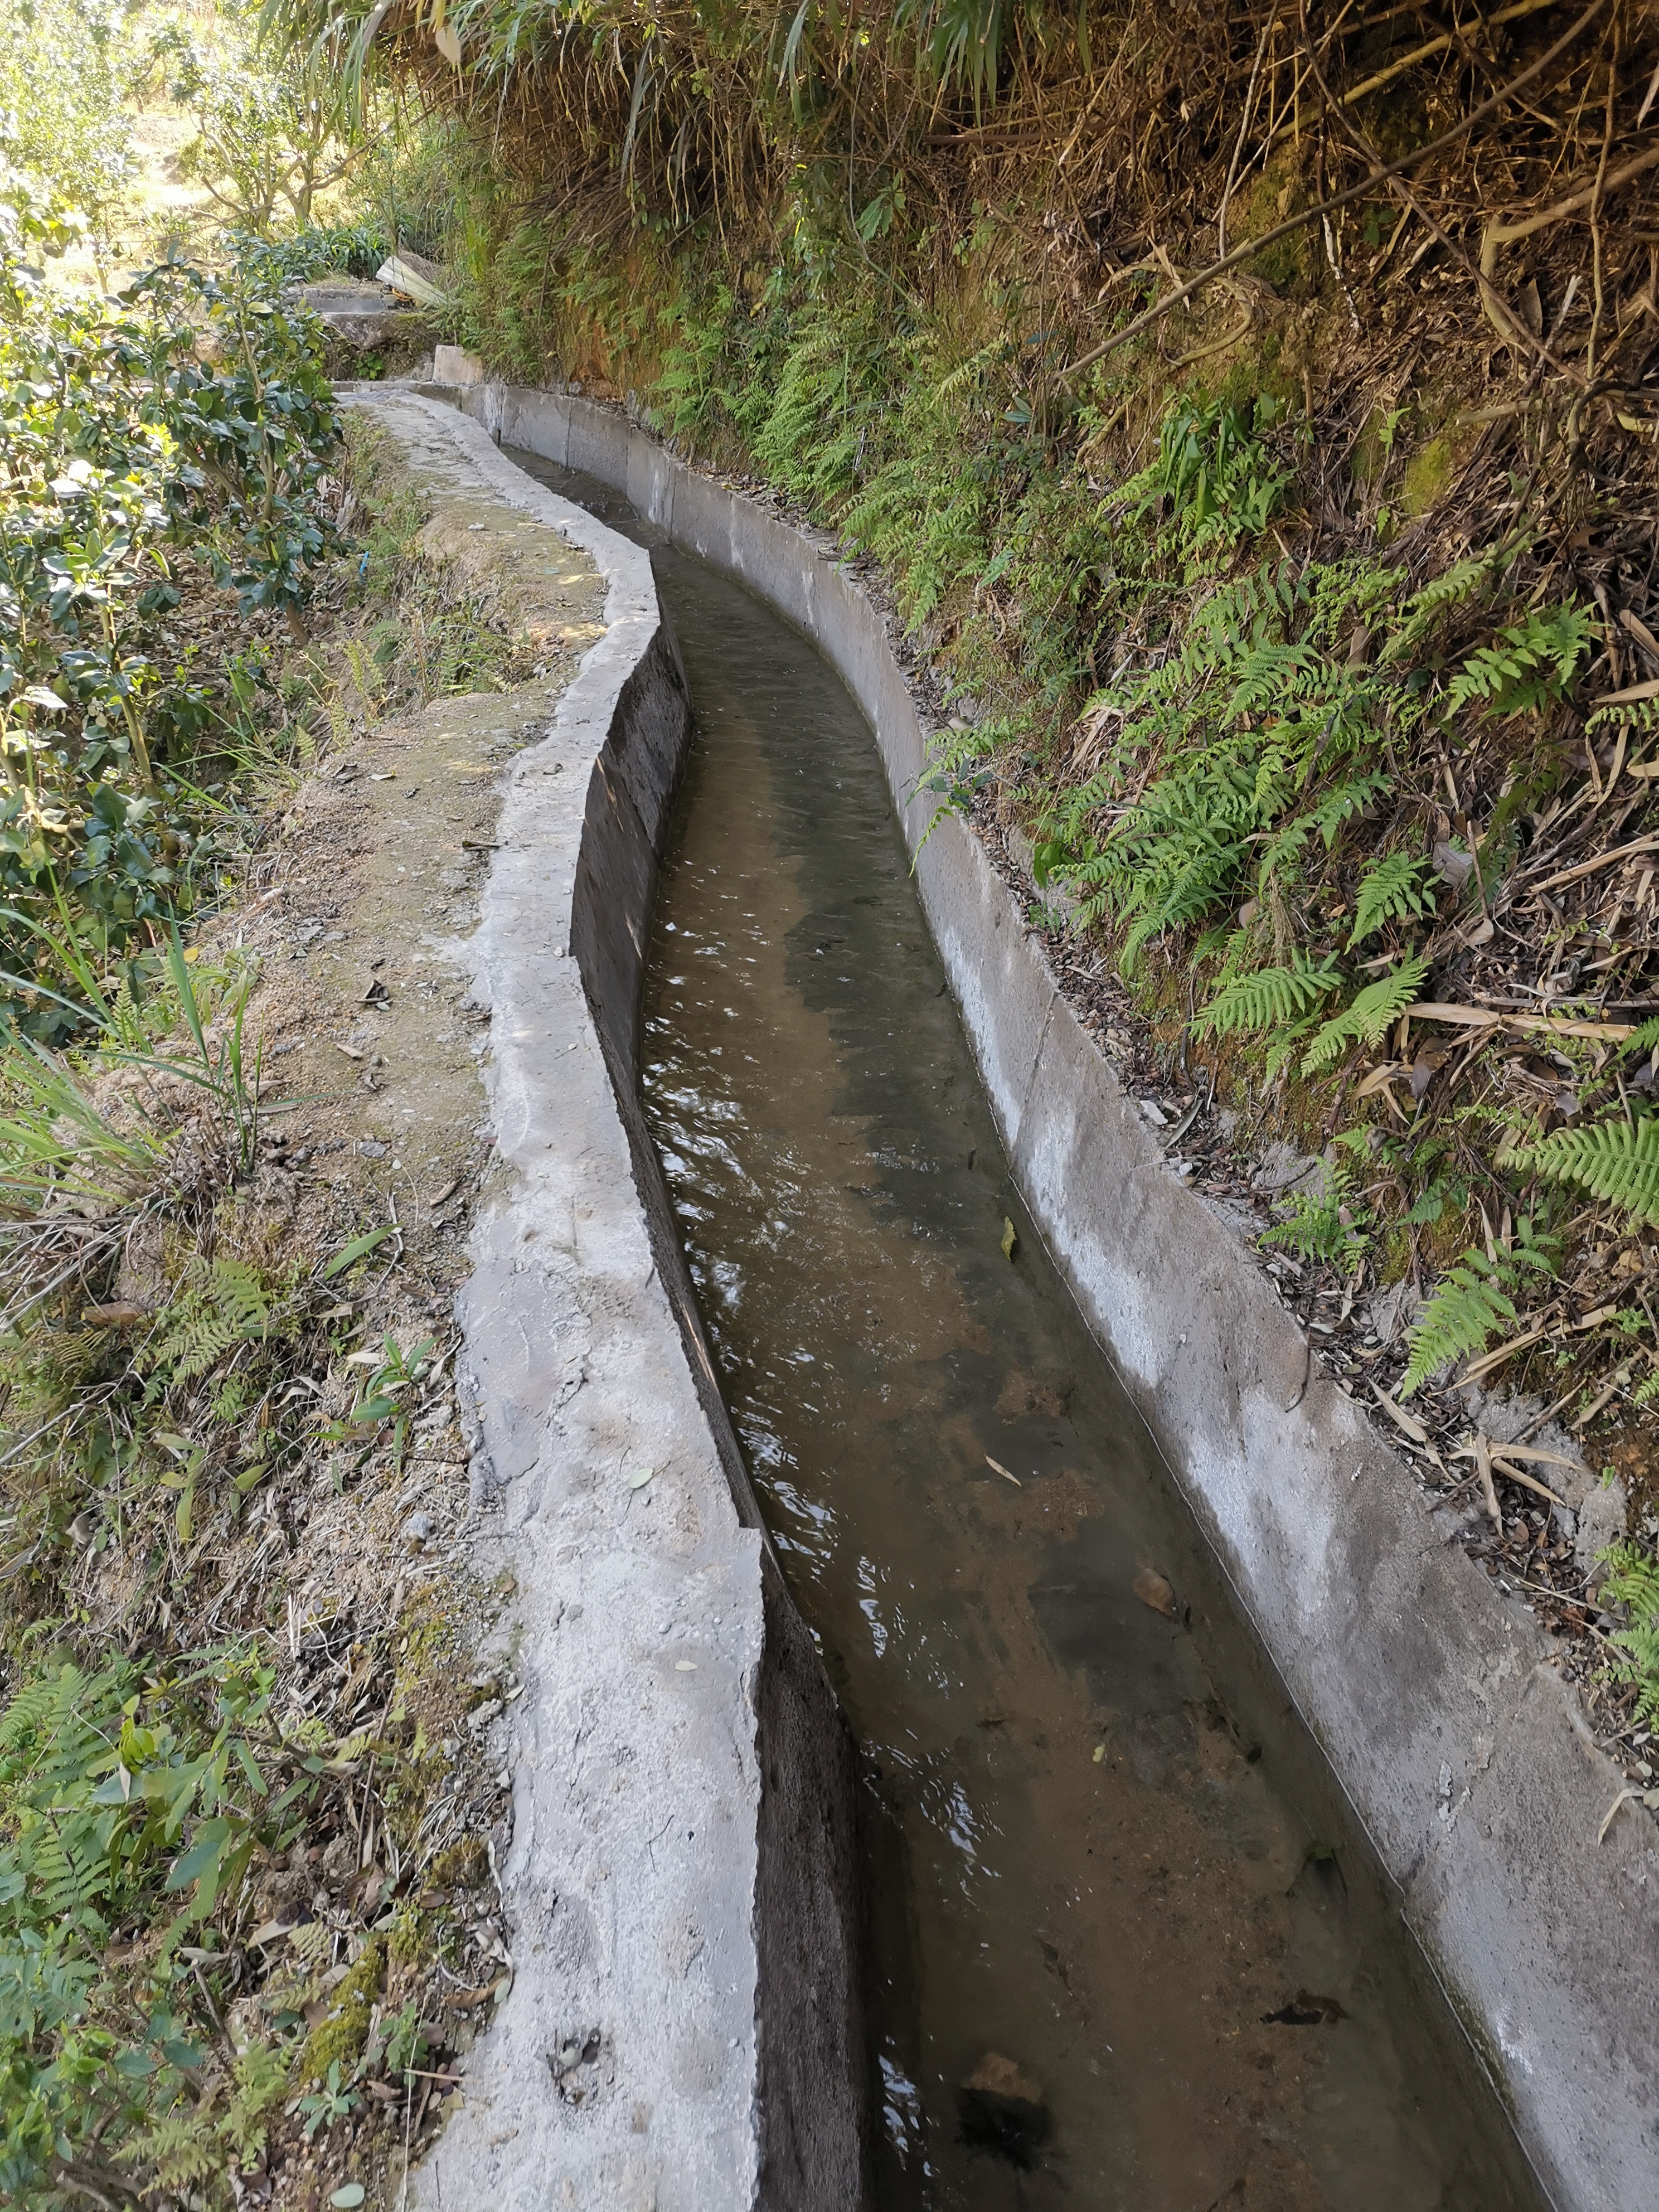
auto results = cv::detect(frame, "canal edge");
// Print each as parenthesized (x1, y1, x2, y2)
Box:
(343, 387, 867, 2212)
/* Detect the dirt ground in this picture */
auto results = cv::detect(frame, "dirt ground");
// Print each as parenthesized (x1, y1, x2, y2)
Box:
(67, 435, 612, 2209)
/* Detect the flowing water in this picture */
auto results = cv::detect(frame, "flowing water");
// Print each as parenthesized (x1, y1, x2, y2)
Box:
(505, 447, 1542, 2212)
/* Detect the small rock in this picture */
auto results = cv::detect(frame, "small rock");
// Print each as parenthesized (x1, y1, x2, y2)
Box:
(958, 2050, 1049, 2165)
(1253, 1139, 1326, 1197)
(964, 2052, 1043, 2106)
(404, 1511, 435, 1547)
(1262, 1989, 1346, 2026)
(467, 1699, 503, 1731)
(320, 1834, 356, 1886)
(1432, 838, 1476, 892)
(1133, 1566, 1177, 1619)
(358, 1141, 388, 1158)
(1137, 1097, 1169, 1127)
(1365, 1278, 1421, 1348)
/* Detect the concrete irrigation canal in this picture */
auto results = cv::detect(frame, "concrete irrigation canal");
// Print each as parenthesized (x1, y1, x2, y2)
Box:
(345, 384, 1656, 2212)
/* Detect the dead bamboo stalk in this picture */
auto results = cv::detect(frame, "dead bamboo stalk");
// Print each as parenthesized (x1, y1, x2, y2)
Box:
(1060, 0, 1612, 385)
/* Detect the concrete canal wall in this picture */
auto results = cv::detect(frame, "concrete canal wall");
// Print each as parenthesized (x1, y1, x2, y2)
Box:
(440, 376, 1657, 2212)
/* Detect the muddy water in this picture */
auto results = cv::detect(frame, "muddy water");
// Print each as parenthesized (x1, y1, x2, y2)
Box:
(505, 448, 1541, 2212)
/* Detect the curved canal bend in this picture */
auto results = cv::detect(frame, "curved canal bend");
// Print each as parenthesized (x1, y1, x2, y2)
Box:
(505, 447, 1541, 2212)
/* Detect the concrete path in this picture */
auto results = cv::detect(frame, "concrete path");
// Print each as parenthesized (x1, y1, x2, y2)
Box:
(345, 390, 863, 2212)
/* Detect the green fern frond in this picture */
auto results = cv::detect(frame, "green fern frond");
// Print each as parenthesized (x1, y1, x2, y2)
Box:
(0, 1669, 74, 1755)
(1383, 540, 1523, 663)
(1512, 1113, 1659, 1226)
(1253, 812, 1316, 886)
(1312, 768, 1393, 848)
(1400, 1248, 1519, 1397)
(1626, 1016, 1659, 1058)
(1400, 1226, 1555, 1396)
(1261, 1014, 1321, 1082)
(931, 337, 1007, 404)
(1193, 954, 1343, 1040)
(119, 2108, 217, 2189)
(1600, 1542, 1659, 1726)
(1348, 855, 1439, 947)
(141, 1256, 278, 1394)
(1303, 954, 1429, 1071)
(1444, 605, 1596, 721)
(217, 2037, 290, 2160)
(1262, 1158, 1369, 1266)
(1395, 550, 1500, 620)
(1584, 694, 1659, 740)
(289, 1919, 333, 1971)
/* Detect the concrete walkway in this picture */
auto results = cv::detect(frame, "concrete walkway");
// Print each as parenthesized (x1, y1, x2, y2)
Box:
(345, 390, 864, 2212)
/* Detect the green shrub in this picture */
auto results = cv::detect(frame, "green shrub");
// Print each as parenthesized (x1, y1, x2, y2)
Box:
(0, 174, 340, 1014)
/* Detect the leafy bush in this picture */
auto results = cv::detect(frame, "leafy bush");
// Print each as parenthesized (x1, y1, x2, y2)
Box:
(0, 0, 135, 253)
(226, 217, 390, 288)
(0, 174, 340, 1012)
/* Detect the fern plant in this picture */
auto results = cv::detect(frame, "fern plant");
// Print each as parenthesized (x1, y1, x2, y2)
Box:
(1262, 1152, 1370, 1268)
(216, 2036, 291, 2164)
(1302, 954, 1428, 1073)
(1401, 1221, 1557, 1397)
(1600, 1541, 1659, 1727)
(1585, 692, 1659, 743)
(1509, 1113, 1659, 1228)
(1377, 540, 1519, 661)
(1195, 953, 1343, 1040)
(1444, 605, 1597, 721)
(1035, 551, 1410, 968)
(0, 1637, 320, 2200)
(140, 1255, 280, 1395)
(1348, 854, 1439, 947)
(118, 2109, 218, 2191)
